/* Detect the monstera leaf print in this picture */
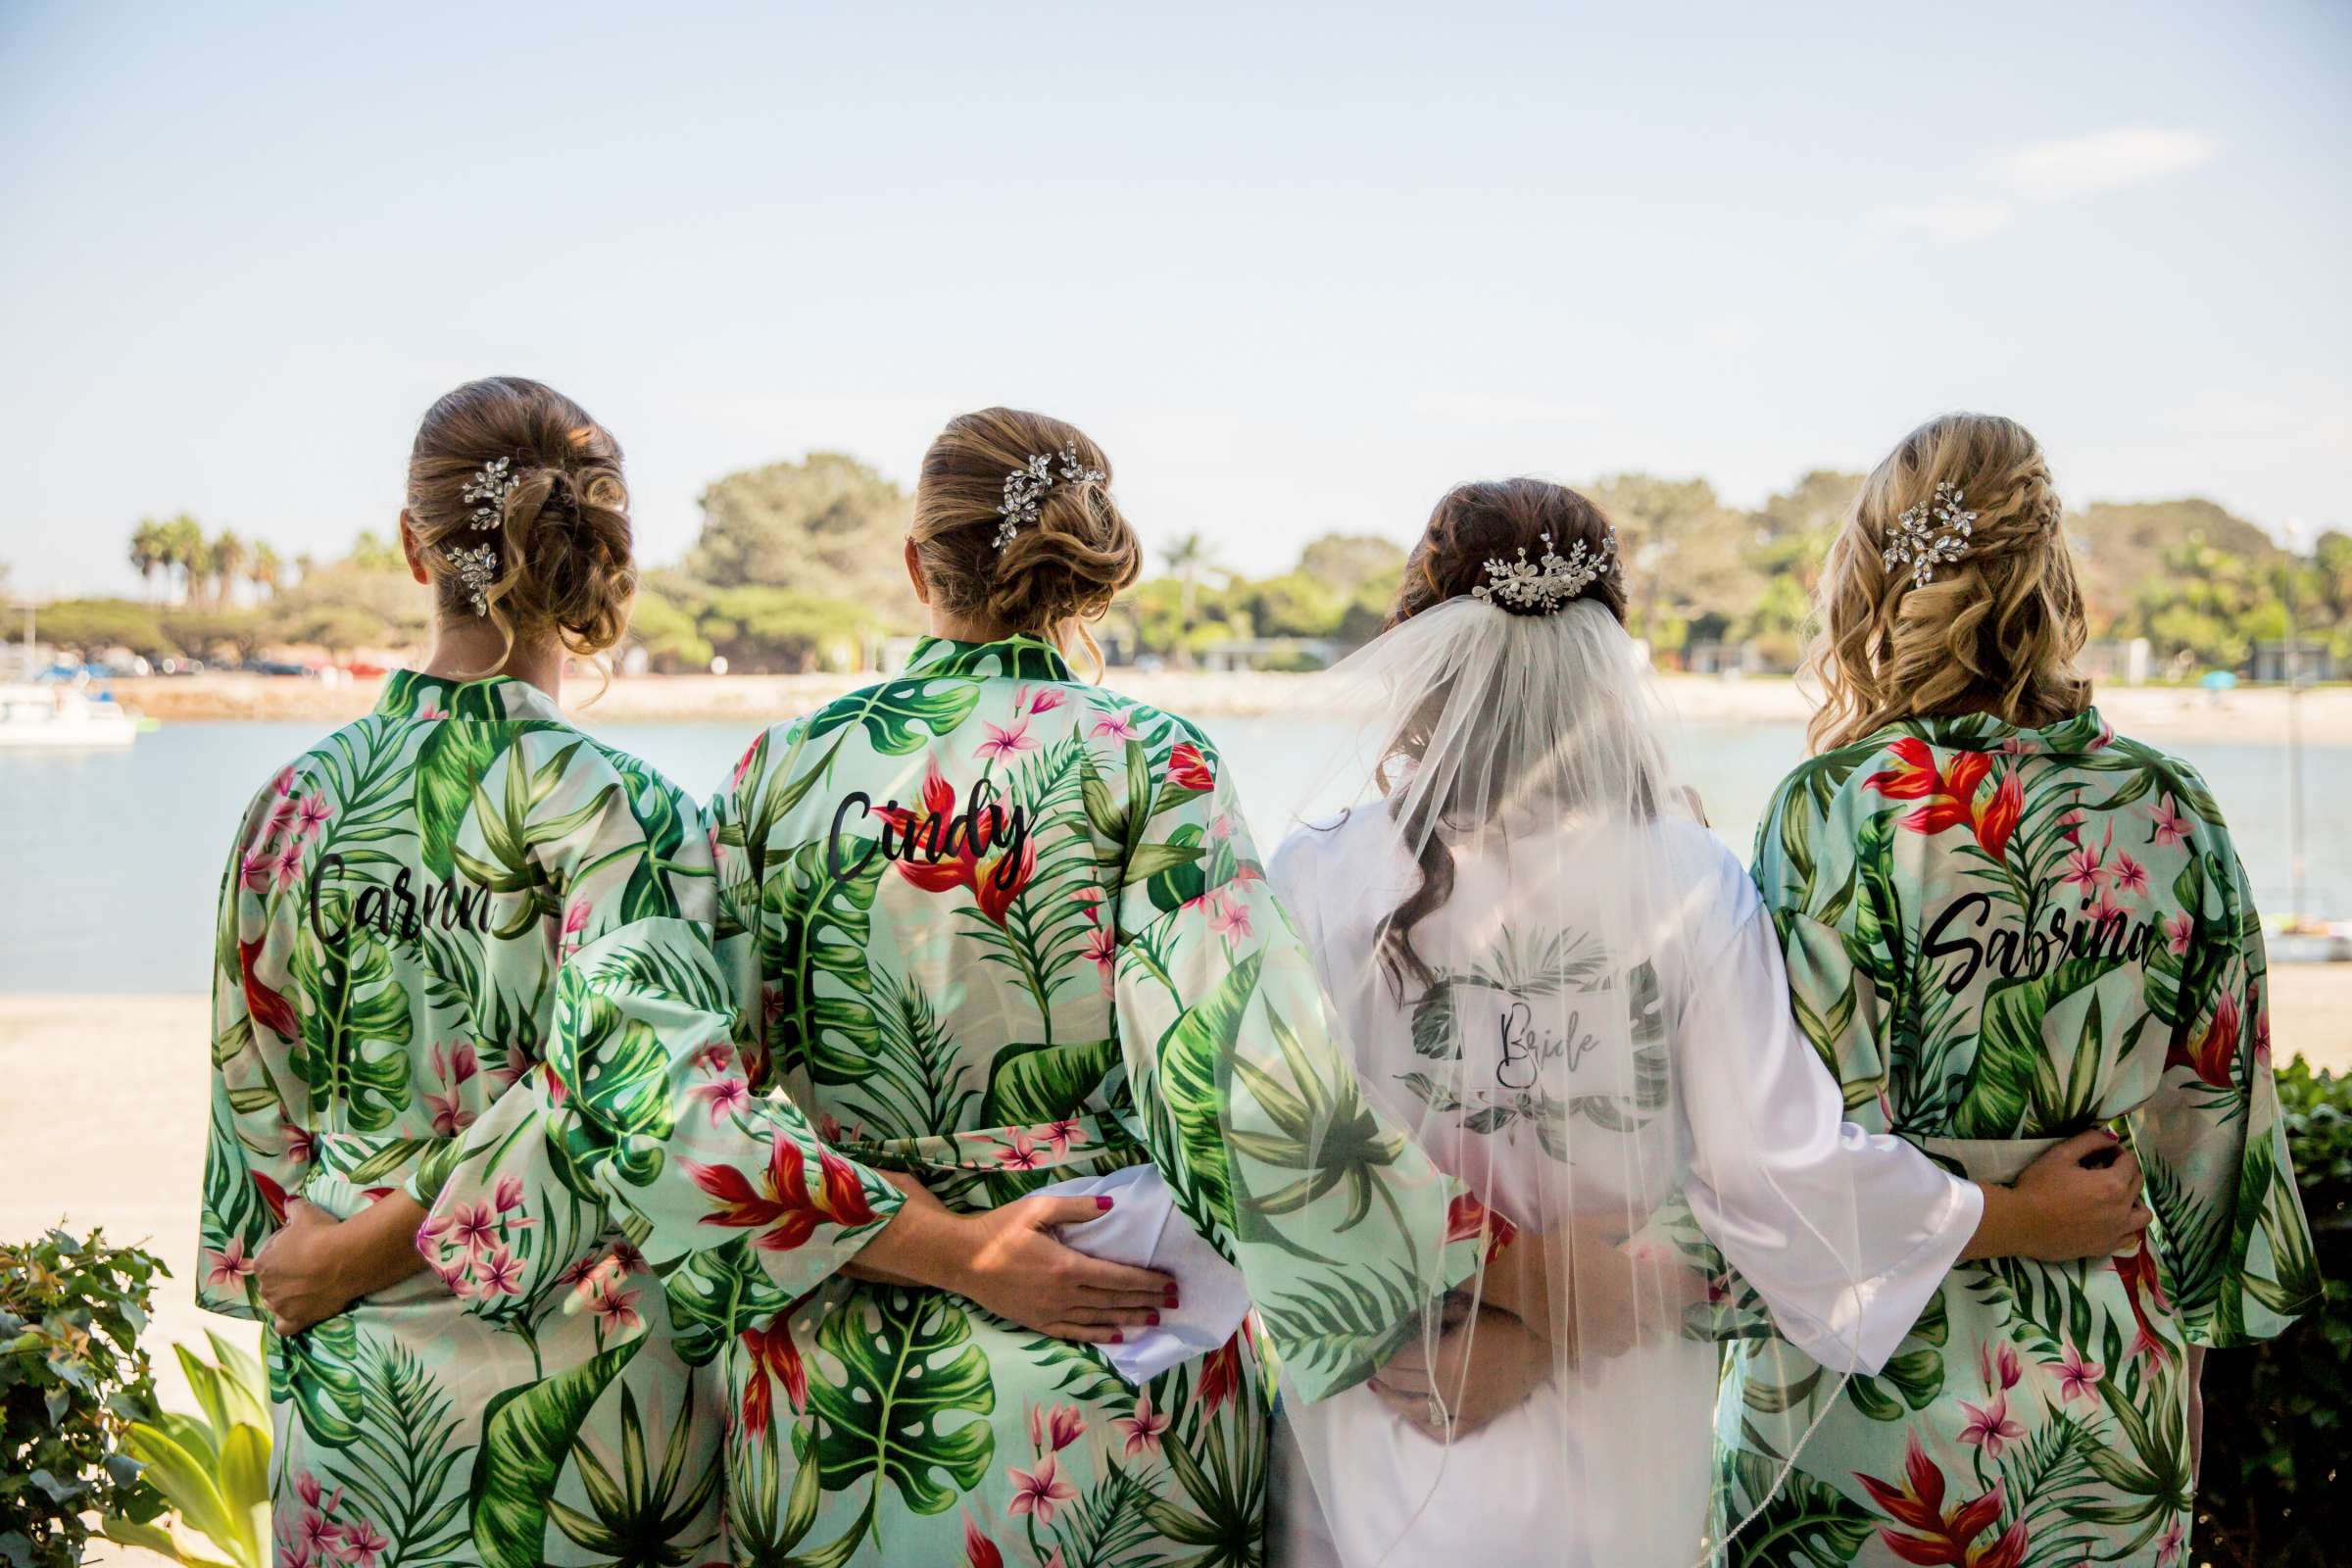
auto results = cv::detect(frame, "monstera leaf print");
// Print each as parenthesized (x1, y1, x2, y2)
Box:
(664, 1246, 797, 1367)
(805, 674, 981, 756)
(1150, 951, 1260, 1226)
(548, 984, 676, 1189)
(410, 684, 517, 878)
(761, 835, 885, 1085)
(602, 746, 695, 925)
(805, 1288, 995, 1519)
(982, 1037, 1121, 1129)
(468, 1336, 648, 1568)
(269, 1314, 369, 1450)
(289, 925, 413, 1133)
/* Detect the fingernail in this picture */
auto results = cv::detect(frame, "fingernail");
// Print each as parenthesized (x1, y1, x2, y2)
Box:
(1147, 1310, 1161, 1326)
(1110, 1331, 1124, 1344)
(1165, 1289, 1180, 1306)
(1096, 1197, 1114, 1211)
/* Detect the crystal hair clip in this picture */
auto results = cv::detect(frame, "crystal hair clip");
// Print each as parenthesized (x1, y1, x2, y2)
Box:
(1471, 530, 1618, 613)
(995, 443, 1106, 550)
(447, 542, 499, 617)
(462, 456, 519, 532)
(1884, 480, 1978, 589)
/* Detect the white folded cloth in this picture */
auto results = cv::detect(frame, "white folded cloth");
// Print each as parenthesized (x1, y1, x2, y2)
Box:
(1033, 1162, 1253, 1385)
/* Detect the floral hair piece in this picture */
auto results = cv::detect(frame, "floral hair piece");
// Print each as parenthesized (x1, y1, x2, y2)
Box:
(1471, 530, 1618, 613)
(995, 442, 1106, 550)
(446, 541, 500, 617)
(462, 456, 520, 532)
(1885, 480, 1978, 589)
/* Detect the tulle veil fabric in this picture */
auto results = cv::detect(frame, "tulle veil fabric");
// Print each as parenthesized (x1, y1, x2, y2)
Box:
(1240, 595, 1884, 1568)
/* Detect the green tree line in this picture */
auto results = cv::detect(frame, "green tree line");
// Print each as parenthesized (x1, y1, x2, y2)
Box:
(14, 462, 2347, 677)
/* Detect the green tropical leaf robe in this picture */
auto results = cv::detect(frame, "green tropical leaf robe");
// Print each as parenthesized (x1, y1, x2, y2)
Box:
(686, 634, 1476, 1568)
(197, 670, 882, 1566)
(1716, 709, 2322, 1568)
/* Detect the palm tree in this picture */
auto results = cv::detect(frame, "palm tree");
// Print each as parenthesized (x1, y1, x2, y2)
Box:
(248, 542, 282, 600)
(158, 514, 206, 605)
(128, 520, 166, 601)
(211, 531, 248, 608)
(1161, 531, 1217, 643)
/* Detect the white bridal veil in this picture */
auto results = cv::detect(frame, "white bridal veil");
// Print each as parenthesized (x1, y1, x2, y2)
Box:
(1248, 594, 1913, 1568)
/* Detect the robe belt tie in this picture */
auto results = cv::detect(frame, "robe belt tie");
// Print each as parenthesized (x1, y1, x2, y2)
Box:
(834, 1113, 1138, 1177)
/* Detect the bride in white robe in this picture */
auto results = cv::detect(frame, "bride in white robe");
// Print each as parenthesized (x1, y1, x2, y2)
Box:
(1252, 480, 1989, 1568)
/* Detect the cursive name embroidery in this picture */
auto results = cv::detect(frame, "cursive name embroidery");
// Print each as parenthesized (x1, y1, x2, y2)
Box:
(308, 853, 492, 946)
(824, 784, 1032, 890)
(1921, 891, 2161, 995)
(1495, 1000, 1598, 1089)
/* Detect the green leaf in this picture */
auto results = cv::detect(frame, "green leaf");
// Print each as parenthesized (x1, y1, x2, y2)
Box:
(762, 835, 885, 1084)
(806, 1288, 995, 1516)
(1143, 823, 1208, 913)
(805, 676, 981, 756)
(1952, 956, 2117, 1138)
(1153, 951, 1262, 1226)
(468, 1336, 646, 1568)
(413, 718, 508, 879)
(981, 1037, 1120, 1128)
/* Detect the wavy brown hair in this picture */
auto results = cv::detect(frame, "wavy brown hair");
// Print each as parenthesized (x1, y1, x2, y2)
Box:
(1377, 478, 1629, 989)
(406, 377, 636, 672)
(909, 408, 1142, 675)
(1807, 413, 2089, 753)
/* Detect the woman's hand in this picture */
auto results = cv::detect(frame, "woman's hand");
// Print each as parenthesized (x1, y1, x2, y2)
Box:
(255, 1194, 430, 1336)
(946, 1195, 1178, 1345)
(1371, 1306, 1550, 1440)
(1961, 1129, 2150, 1262)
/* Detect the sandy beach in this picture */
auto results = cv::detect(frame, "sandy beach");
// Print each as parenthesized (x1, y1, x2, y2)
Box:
(103, 669, 2352, 747)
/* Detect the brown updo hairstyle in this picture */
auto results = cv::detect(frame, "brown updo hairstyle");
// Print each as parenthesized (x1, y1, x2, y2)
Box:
(405, 376, 637, 673)
(1808, 413, 2089, 753)
(1377, 478, 1630, 990)
(909, 408, 1143, 675)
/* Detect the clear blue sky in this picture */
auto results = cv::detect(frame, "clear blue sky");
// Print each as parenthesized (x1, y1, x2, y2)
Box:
(3, 1, 2346, 597)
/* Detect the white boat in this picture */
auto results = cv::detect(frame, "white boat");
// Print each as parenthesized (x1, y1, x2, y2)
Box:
(0, 683, 142, 749)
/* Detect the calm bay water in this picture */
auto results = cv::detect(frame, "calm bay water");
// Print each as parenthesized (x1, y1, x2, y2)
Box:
(2, 714, 2343, 995)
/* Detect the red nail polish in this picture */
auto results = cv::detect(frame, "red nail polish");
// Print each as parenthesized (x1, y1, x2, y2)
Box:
(1097, 1196, 1114, 1211)
(1110, 1331, 1124, 1344)
(1147, 1310, 1161, 1326)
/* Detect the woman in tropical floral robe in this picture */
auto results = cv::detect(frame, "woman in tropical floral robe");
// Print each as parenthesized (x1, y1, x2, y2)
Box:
(1715, 415, 2321, 1568)
(200, 378, 897, 1567)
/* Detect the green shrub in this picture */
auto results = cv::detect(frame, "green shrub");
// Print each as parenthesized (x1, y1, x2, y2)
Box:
(2194, 1056, 2350, 1566)
(101, 1332, 271, 1568)
(0, 1228, 169, 1568)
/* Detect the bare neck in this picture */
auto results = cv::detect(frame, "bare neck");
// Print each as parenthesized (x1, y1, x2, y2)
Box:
(416, 619, 565, 700)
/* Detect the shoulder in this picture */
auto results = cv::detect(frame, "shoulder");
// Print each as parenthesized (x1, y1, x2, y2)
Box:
(1270, 808, 1384, 900)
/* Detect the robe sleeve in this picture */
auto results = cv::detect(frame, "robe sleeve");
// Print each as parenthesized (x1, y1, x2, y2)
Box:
(414, 738, 902, 1333)
(1678, 894, 1982, 1375)
(2137, 830, 2321, 1347)
(1106, 734, 1480, 1403)
(196, 784, 301, 1321)
(1750, 775, 1894, 1117)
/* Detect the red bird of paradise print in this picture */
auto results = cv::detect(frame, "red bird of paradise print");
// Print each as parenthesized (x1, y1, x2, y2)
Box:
(737, 1307, 814, 1438)
(1854, 1435, 2029, 1568)
(871, 759, 1038, 925)
(237, 937, 300, 1041)
(2164, 986, 2242, 1090)
(683, 1130, 878, 1251)
(1865, 738, 2023, 864)
(2111, 1238, 2174, 1363)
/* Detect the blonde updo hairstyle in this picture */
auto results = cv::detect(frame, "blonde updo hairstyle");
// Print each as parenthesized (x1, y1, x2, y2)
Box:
(405, 376, 637, 672)
(909, 408, 1143, 675)
(1808, 412, 2089, 752)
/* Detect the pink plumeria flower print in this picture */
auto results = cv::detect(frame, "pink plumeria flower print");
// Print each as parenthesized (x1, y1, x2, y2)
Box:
(696, 1076, 752, 1126)
(1957, 1393, 2024, 1458)
(609, 1238, 647, 1273)
(2254, 1007, 2272, 1065)
(1089, 710, 1139, 743)
(2059, 840, 2106, 896)
(204, 1238, 257, 1288)
(2165, 914, 2194, 957)
(2145, 792, 2189, 849)
(295, 794, 332, 839)
(1083, 924, 1118, 994)
(996, 1131, 1044, 1171)
(1979, 1340, 2023, 1393)
(493, 1174, 528, 1215)
(592, 1284, 643, 1335)
(2155, 1519, 2184, 1568)
(449, 1202, 498, 1254)
(274, 838, 307, 891)
(1206, 812, 1236, 842)
(693, 1041, 735, 1076)
(294, 1511, 340, 1559)
(475, 1246, 525, 1298)
(2050, 1341, 2103, 1403)
(1208, 890, 1254, 945)
(240, 847, 275, 892)
(2057, 808, 2086, 847)
(426, 1088, 475, 1138)
(1070, 886, 1106, 926)
(975, 720, 1037, 761)
(560, 900, 591, 957)
(1043, 1403, 1085, 1451)
(1028, 686, 1066, 714)
(272, 765, 297, 798)
(281, 1121, 316, 1166)
(2110, 853, 2149, 901)
(1228, 861, 1265, 892)
(1043, 1117, 1086, 1157)
(1006, 1454, 1078, 1524)
(339, 1519, 390, 1568)
(1112, 1393, 1170, 1458)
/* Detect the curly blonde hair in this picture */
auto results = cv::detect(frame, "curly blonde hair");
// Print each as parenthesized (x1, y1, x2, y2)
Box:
(1807, 412, 2089, 752)
(910, 408, 1142, 676)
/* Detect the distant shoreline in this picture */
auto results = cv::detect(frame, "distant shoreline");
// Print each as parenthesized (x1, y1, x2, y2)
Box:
(89, 670, 2352, 748)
